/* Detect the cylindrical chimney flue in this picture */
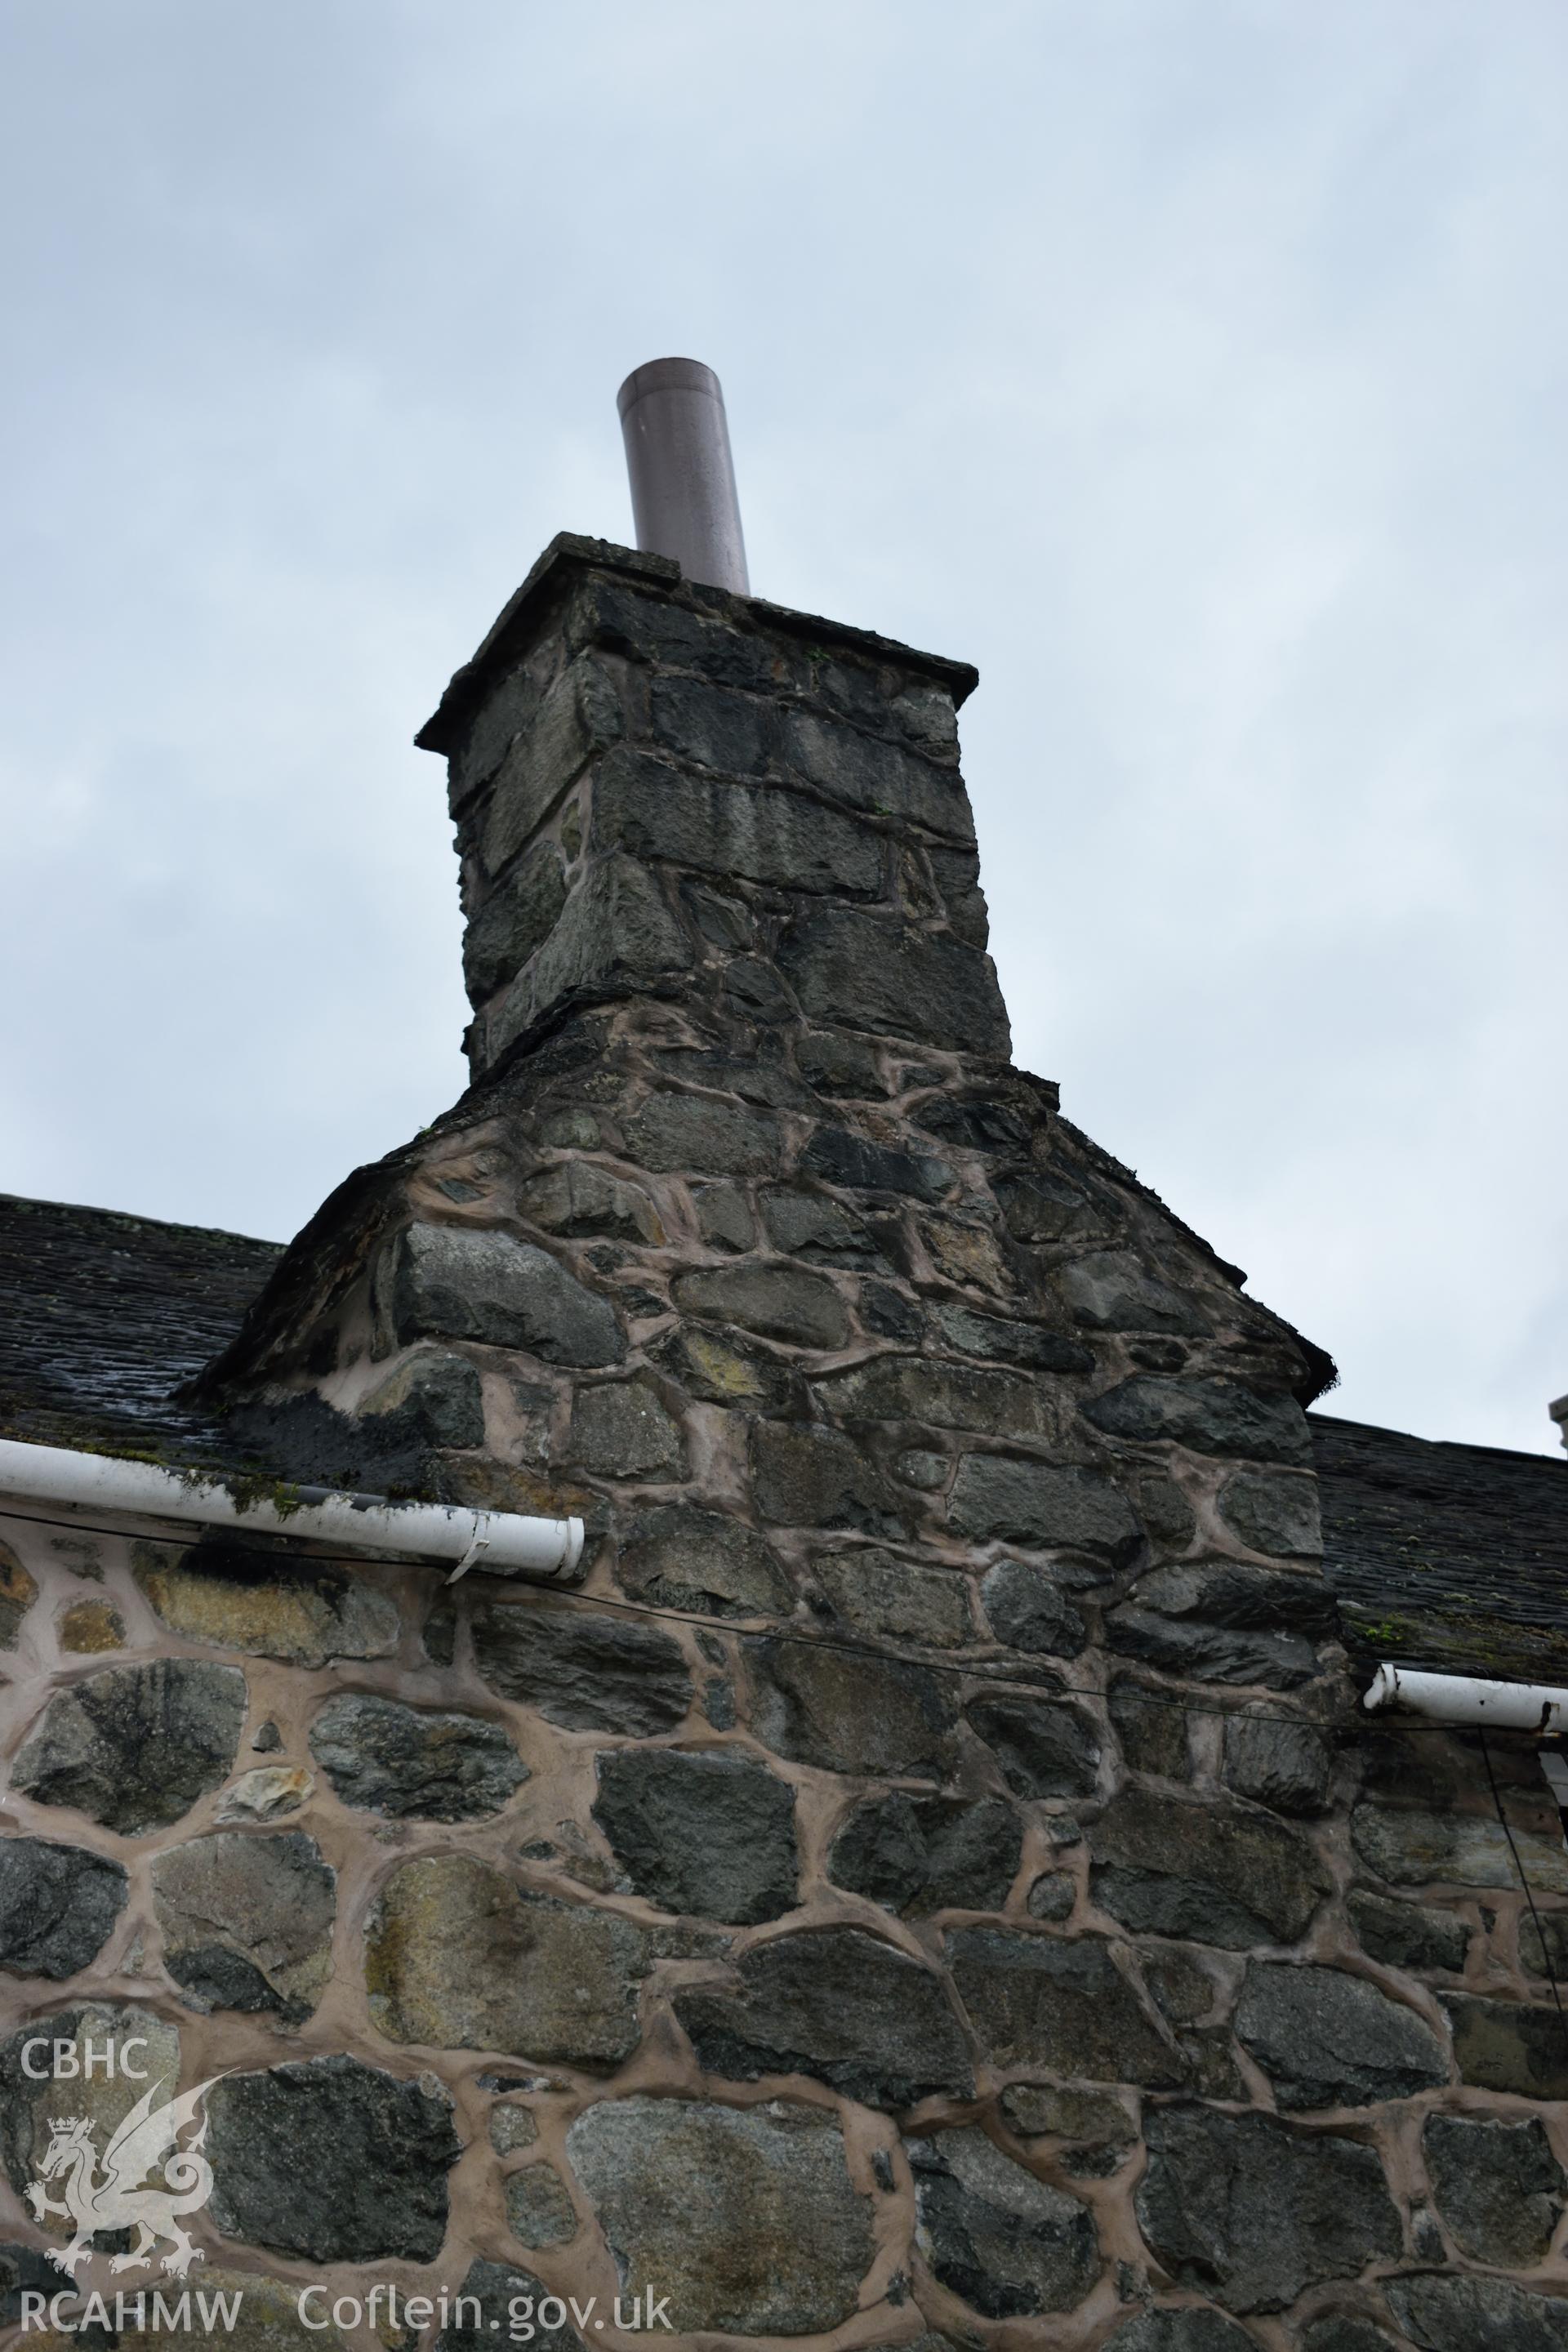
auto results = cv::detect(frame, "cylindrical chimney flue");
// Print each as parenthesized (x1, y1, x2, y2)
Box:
(617, 359, 750, 595)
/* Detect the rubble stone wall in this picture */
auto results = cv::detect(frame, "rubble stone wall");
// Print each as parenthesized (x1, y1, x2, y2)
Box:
(2, 541, 1565, 2352)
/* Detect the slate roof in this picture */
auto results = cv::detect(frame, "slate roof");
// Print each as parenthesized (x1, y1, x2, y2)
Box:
(1, 1192, 1564, 1682)
(1312, 1410, 1568, 1684)
(0, 1192, 284, 1466)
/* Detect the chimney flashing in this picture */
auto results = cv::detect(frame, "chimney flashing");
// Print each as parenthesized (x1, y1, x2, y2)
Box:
(415, 532, 978, 758)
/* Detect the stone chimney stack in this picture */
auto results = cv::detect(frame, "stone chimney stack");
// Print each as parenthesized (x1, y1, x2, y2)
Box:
(415, 534, 1009, 1093)
(126, 485, 1385, 2345)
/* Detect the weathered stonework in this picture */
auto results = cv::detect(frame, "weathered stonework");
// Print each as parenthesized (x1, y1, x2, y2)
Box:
(11, 1659, 246, 1833)
(0, 2006, 183, 2199)
(0, 1838, 127, 1980)
(308, 1690, 528, 1820)
(207, 2055, 461, 2261)
(590, 1746, 799, 1923)
(133, 1539, 401, 1665)
(366, 1854, 652, 2065)
(910, 2123, 1099, 2316)
(1, 537, 1564, 2348)
(568, 2097, 875, 2335)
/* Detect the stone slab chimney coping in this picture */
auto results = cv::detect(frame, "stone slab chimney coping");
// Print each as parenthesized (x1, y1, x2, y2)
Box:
(415, 532, 978, 759)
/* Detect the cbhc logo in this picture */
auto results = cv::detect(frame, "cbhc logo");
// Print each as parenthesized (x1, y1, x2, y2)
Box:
(20, 2038, 149, 2080)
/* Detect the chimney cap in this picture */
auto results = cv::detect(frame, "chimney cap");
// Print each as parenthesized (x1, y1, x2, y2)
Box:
(414, 536, 980, 757)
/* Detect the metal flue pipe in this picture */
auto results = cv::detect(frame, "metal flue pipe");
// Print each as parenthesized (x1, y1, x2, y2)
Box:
(617, 358, 750, 595)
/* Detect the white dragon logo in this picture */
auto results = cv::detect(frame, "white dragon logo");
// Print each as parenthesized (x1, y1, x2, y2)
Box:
(24, 2076, 219, 2278)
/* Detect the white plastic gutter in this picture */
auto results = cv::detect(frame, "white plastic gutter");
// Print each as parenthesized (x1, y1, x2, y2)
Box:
(0, 1437, 584, 1584)
(1364, 1663, 1568, 1735)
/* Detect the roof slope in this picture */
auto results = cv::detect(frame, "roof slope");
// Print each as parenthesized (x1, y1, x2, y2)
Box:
(1312, 1411, 1568, 1683)
(0, 1192, 283, 1463)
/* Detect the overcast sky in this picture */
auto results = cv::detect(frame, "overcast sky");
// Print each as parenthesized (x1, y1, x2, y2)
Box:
(1, 2, 1563, 1456)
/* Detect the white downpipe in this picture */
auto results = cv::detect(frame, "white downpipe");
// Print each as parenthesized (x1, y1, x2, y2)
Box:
(0, 1437, 583, 1585)
(1364, 1663, 1568, 1735)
